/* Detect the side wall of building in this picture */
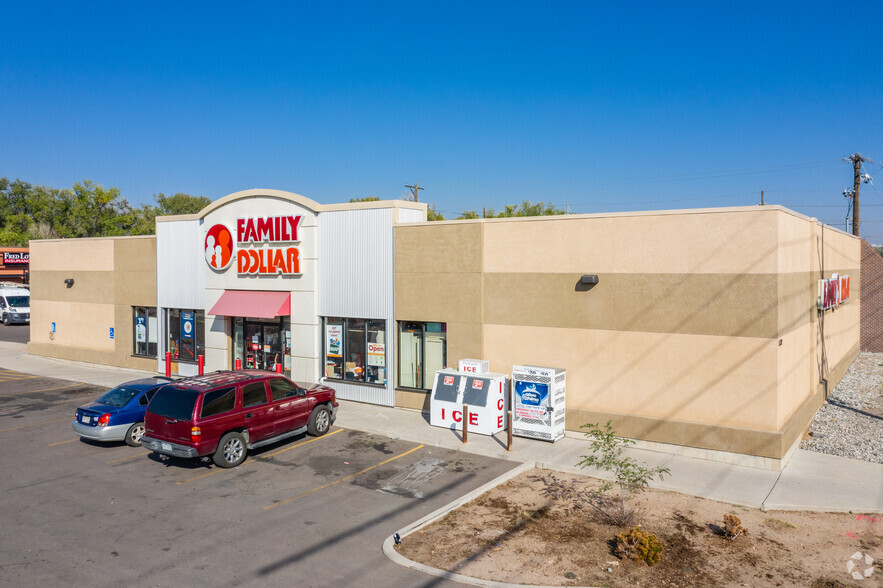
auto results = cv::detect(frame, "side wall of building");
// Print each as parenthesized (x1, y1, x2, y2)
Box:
(28, 236, 158, 371)
(394, 207, 861, 460)
(860, 239, 883, 352)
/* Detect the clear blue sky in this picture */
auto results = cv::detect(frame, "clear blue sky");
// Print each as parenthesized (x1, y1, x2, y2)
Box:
(2, 1, 882, 241)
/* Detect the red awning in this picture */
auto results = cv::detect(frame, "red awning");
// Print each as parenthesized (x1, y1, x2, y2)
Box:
(208, 290, 291, 319)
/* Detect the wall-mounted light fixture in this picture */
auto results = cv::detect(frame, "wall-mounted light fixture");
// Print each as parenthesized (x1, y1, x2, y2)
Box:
(64, 278, 74, 288)
(579, 275, 599, 285)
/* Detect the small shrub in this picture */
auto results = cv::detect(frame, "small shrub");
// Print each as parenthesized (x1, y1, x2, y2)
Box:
(723, 514, 748, 540)
(614, 526, 663, 566)
(576, 421, 670, 526)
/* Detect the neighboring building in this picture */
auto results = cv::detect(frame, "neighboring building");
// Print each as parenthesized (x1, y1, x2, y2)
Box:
(860, 239, 883, 352)
(0, 246, 29, 284)
(27, 192, 862, 469)
(29, 236, 156, 371)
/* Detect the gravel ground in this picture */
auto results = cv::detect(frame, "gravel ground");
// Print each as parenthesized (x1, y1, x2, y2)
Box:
(800, 352, 883, 464)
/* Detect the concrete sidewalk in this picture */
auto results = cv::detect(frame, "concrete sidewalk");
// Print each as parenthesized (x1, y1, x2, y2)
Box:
(1, 342, 881, 513)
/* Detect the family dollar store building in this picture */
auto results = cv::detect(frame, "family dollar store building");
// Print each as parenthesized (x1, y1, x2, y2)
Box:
(27, 190, 862, 469)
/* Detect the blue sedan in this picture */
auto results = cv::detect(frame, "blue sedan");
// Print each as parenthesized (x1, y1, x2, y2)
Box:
(73, 377, 174, 446)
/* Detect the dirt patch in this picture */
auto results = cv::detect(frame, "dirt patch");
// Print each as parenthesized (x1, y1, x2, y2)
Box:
(396, 469, 882, 587)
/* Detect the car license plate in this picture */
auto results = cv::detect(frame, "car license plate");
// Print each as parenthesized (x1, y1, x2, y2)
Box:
(161, 442, 172, 451)
(81, 415, 90, 424)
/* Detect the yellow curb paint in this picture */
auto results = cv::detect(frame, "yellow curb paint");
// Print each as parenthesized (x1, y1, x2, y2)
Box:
(264, 444, 425, 511)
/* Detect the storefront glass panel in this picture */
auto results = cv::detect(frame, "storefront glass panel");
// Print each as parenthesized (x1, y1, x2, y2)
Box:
(165, 308, 205, 363)
(323, 317, 386, 386)
(133, 306, 157, 357)
(237, 317, 288, 375)
(398, 321, 445, 390)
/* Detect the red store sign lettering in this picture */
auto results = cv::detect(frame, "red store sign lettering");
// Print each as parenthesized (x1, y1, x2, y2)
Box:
(205, 215, 303, 276)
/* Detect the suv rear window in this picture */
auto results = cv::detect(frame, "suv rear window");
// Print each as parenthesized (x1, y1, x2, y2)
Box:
(149, 387, 199, 421)
(201, 386, 236, 418)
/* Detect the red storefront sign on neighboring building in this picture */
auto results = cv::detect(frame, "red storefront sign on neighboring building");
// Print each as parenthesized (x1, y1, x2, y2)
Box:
(818, 274, 850, 310)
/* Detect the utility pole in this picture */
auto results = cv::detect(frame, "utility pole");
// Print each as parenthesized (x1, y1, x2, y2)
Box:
(760, 190, 764, 205)
(404, 183, 424, 202)
(850, 154, 864, 237)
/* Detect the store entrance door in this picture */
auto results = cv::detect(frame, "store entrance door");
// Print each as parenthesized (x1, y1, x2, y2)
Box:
(243, 320, 284, 372)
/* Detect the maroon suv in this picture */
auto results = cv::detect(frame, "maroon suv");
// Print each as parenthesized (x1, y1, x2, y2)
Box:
(141, 370, 337, 468)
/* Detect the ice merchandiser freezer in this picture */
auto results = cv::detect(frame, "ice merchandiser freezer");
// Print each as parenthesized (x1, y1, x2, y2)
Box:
(512, 365, 566, 442)
(430, 368, 508, 435)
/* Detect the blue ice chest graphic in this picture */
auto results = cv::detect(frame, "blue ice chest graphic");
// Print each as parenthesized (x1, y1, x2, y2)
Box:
(109, 327, 115, 339)
(515, 381, 549, 406)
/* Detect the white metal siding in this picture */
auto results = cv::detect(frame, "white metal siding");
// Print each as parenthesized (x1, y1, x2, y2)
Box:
(156, 219, 205, 309)
(318, 208, 395, 406)
(156, 219, 205, 373)
(398, 208, 426, 224)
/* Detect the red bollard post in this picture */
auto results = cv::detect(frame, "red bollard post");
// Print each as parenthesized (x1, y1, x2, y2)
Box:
(234, 358, 242, 371)
(165, 352, 171, 377)
(198, 355, 204, 376)
(275, 363, 283, 374)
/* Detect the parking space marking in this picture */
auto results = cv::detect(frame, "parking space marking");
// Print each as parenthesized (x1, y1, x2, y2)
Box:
(48, 438, 79, 446)
(108, 450, 151, 464)
(176, 428, 344, 484)
(0, 416, 73, 432)
(264, 444, 425, 511)
(0, 382, 85, 397)
(0, 374, 38, 382)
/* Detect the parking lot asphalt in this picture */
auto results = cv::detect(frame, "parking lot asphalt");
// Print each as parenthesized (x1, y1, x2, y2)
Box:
(0, 322, 29, 345)
(0, 371, 518, 587)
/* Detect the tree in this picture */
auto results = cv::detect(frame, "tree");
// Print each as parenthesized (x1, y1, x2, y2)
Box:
(349, 196, 381, 202)
(427, 205, 445, 221)
(576, 421, 670, 526)
(155, 192, 212, 215)
(0, 177, 212, 243)
(455, 200, 567, 220)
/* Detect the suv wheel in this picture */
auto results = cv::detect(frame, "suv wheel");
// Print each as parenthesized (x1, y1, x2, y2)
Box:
(307, 406, 331, 437)
(125, 421, 145, 447)
(213, 432, 247, 468)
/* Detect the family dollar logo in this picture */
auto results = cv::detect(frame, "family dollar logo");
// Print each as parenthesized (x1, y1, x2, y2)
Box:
(205, 224, 234, 270)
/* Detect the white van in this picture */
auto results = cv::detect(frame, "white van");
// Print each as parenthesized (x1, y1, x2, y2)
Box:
(0, 287, 30, 325)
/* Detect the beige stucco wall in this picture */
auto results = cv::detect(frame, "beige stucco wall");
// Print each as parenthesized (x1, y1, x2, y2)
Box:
(395, 206, 862, 459)
(28, 236, 158, 372)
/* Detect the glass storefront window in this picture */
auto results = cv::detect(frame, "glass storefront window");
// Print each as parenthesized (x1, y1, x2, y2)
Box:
(165, 308, 205, 363)
(398, 321, 446, 390)
(133, 306, 157, 357)
(323, 317, 386, 385)
(324, 318, 344, 379)
(232, 317, 289, 376)
(366, 319, 386, 385)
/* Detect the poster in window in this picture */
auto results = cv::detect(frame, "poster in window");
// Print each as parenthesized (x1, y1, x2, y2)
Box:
(135, 316, 147, 343)
(148, 316, 158, 343)
(326, 324, 342, 357)
(367, 342, 385, 366)
(182, 312, 194, 340)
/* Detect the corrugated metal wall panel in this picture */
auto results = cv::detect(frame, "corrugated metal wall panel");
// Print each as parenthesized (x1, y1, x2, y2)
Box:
(156, 219, 205, 372)
(330, 381, 395, 406)
(398, 208, 425, 224)
(156, 219, 204, 309)
(318, 208, 396, 406)
(318, 208, 393, 319)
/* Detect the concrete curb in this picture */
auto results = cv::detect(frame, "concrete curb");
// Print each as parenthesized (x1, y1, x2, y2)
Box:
(382, 460, 602, 588)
